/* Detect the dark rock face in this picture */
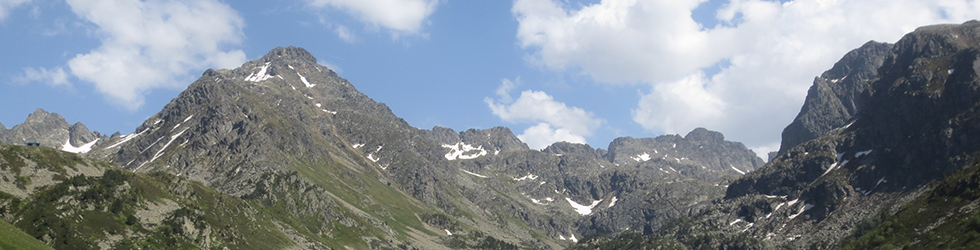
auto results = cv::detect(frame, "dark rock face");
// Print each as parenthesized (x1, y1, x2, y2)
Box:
(431, 125, 762, 243)
(605, 128, 763, 181)
(657, 20, 980, 249)
(779, 41, 894, 154)
(83, 46, 477, 249)
(0, 109, 103, 151)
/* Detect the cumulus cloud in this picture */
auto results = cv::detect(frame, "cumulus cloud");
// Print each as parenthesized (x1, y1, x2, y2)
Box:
(64, 0, 245, 109)
(513, 0, 979, 150)
(334, 24, 357, 43)
(486, 79, 603, 149)
(17, 67, 70, 86)
(0, 0, 31, 21)
(520, 123, 587, 149)
(308, 0, 438, 38)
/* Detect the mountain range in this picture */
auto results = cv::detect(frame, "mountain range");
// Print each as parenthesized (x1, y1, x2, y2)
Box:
(2, 20, 980, 249)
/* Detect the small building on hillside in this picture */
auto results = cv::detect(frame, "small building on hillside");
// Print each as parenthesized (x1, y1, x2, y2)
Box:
(25, 142, 40, 147)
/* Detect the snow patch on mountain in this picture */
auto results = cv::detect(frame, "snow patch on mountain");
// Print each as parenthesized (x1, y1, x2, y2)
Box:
(513, 173, 538, 181)
(566, 197, 603, 215)
(855, 149, 873, 157)
(631, 152, 651, 162)
(61, 138, 99, 154)
(731, 165, 746, 175)
(245, 62, 273, 82)
(788, 203, 814, 220)
(297, 72, 315, 88)
(442, 142, 488, 160)
(822, 152, 847, 176)
(106, 130, 146, 149)
(460, 169, 488, 178)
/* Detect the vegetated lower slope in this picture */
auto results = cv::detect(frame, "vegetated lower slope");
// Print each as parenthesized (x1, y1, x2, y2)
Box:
(570, 20, 980, 249)
(0, 218, 52, 250)
(839, 160, 980, 249)
(0, 143, 297, 249)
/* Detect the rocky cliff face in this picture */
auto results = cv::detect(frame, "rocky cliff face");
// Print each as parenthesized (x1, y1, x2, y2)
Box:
(2, 46, 766, 249)
(779, 41, 893, 154)
(0, 109, 104, 153)
(602, 20, 980, 249)
(72, 46, 764, 248)
(428, 125, 762, 244)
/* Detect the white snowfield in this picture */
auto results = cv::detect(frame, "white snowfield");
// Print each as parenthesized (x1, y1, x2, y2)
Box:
(245, 62, 273, 82)
(822, 152, 847, 176)
(297, 72, 315, 88)
(61, 138, 99, 154)
(631, 152, 651, 162)
(513, 173, 538, 181)
(441, 142, 488, 160)
(460, 168, 488, 178)
(855, 149, 873, 157)
(788, 203, 814, 220)
(558, 234, 579, 242)
(730, 164, 746, 175)
(106, 130, 146, 149)
(607, 196, 618, 208)
(566, 197, 603, 215)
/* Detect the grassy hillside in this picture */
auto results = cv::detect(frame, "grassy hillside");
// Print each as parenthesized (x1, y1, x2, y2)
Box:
(0, 144, 297, 249)
(0, 218, 52, 250)
(840, 160, 980, 249)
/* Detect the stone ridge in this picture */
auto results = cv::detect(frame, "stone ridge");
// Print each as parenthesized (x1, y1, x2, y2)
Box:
(260, 46, 318, 64)
(603, 128, 763, 179)
(703, 20, 980, 249)
(778, 41, 893, 154)
(0, 109, 100, 149)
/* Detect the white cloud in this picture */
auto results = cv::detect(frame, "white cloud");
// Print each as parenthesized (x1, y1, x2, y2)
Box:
(0, 0, 31, 21)
(17, 67, 70, 86)
(308, 0, 438, 38)
(632, 72, 724, 135)
(64, 0, 245, 109)
(486, 79, 603, 149)
(513, 0, 979, 149)
(519, 123, 587, 150)
(335, 24, 357, 43)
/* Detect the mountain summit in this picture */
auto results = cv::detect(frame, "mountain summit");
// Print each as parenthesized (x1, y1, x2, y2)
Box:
(39, 46, 760, 249)
(568, 20, 980, 250)
(0, 108, 104, 153)
(9, 20, 980, 248)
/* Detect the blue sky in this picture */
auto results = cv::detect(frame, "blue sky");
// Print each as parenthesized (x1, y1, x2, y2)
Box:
(1, 0, 977, 156)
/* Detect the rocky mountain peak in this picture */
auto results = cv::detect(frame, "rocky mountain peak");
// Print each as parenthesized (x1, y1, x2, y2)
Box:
(0, 108, 103, 153)
(68, 122, 98, 146)
(260, 46, 318, 65)
(684, 127, 724, 144)
(25, 108, 67, 126)
(542, 141, 596, 156)
(708, 20, 980, 249)
(778, 41, 893, 154)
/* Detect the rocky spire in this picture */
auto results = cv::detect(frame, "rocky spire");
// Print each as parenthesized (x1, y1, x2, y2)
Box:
(778, 41, 893, 154)
(260, 46, 318, 64)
